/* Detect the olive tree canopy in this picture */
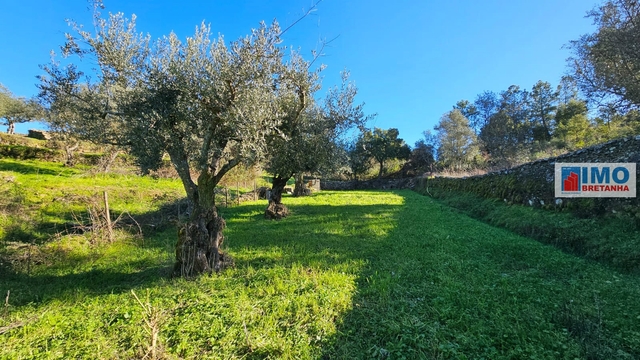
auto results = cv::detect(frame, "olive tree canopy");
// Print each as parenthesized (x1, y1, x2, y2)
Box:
(38, 5, 320, 276)
(263, 71, 371, 218)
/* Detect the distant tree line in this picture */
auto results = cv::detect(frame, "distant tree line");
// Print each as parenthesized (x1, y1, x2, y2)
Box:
(417, 0, 640, 172)
(434, 77, 638, 170)
(339, 0, 640, 177)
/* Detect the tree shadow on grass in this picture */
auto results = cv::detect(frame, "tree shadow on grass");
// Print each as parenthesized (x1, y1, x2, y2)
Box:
(221, 199, 403, 272)
(0, 214, 179, 308)
(316, 192, 640, 359)
(0, 256, 173, 307)
(0, 159, 78, 176)
(223, 191, 640, 359)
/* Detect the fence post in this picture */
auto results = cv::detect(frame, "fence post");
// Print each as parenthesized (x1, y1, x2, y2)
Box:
(103, 191, 114, 243)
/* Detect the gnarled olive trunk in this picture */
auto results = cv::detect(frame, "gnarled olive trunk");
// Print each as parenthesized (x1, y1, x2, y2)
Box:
(265, 175, 290, 219)
(293, 173, 309, 197)
(64, 142, 80, 167)
(174, 172, 232, 277)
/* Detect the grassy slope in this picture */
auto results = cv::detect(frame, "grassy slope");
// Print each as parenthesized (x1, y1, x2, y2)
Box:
(0, 159, 184, 245)
(1, 161, 640, 358)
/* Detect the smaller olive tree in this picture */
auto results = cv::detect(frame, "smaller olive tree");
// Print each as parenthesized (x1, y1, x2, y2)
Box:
(436, 110, 481, 170)
(264, 72, 371, 219)
(0, 85, 42, 135)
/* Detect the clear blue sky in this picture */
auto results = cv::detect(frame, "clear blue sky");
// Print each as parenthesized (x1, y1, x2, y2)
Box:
(1, 0, 599, 146)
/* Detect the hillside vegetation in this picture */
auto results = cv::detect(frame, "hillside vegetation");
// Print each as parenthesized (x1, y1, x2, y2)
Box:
(1, 159, 640, 358)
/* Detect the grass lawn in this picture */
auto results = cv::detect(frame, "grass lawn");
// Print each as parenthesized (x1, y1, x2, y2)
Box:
(1, 161, 640, 358)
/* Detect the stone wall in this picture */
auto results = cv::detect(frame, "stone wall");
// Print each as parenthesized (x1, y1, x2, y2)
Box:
(414, 136, 640, 218)
(306, 178, 321, 191)
(27, 129, 52, 140)
(321, 177, 417, 191)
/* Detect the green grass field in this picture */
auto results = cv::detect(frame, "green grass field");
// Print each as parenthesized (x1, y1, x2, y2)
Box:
(1, 160, 640, 359)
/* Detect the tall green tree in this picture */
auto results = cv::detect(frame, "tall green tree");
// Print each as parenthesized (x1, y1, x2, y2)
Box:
(568, 0, 640, 109)
(479, 111, 520, 166)
(554, 98, 589, 131)
(435, 109, 480, 170)
(470, 91, 499, 133)
(529, 80, 559, 142)
(38, 7, 319, 277)
(477, 86, 533, 166)
(556, 113, 595, 150)
(557, 75, 580, 104)
(498, 85, 532, 144)
(554, 99, 595, 149)
(408, 136, 436, 174)
(347, 134, 372, 180)
(362, 127, 410, 179)
(453, 100, 478, 123)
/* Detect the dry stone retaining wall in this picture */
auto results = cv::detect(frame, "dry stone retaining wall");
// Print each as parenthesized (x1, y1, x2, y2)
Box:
(27, 129, 52, 140)
(414, 136, 640, 218)
(321, 178, 417, 191)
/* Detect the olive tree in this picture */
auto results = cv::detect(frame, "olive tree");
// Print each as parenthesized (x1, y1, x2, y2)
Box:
(0, 84, 42, 135)
(436, 110, 481, 170)
(264, 72, 370, 219)
(38, 7, 316, 277)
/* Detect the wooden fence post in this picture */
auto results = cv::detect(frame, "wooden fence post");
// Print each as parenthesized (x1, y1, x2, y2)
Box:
(103, 191, 114, 243)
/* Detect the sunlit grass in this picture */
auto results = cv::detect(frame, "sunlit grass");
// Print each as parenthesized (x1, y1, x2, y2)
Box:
(1, 161, 640, 359)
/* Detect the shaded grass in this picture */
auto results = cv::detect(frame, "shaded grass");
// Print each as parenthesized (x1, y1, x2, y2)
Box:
(421, 190, 640, 274)
(1, 164, 640, 358)
(319, 192, 640, 359)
